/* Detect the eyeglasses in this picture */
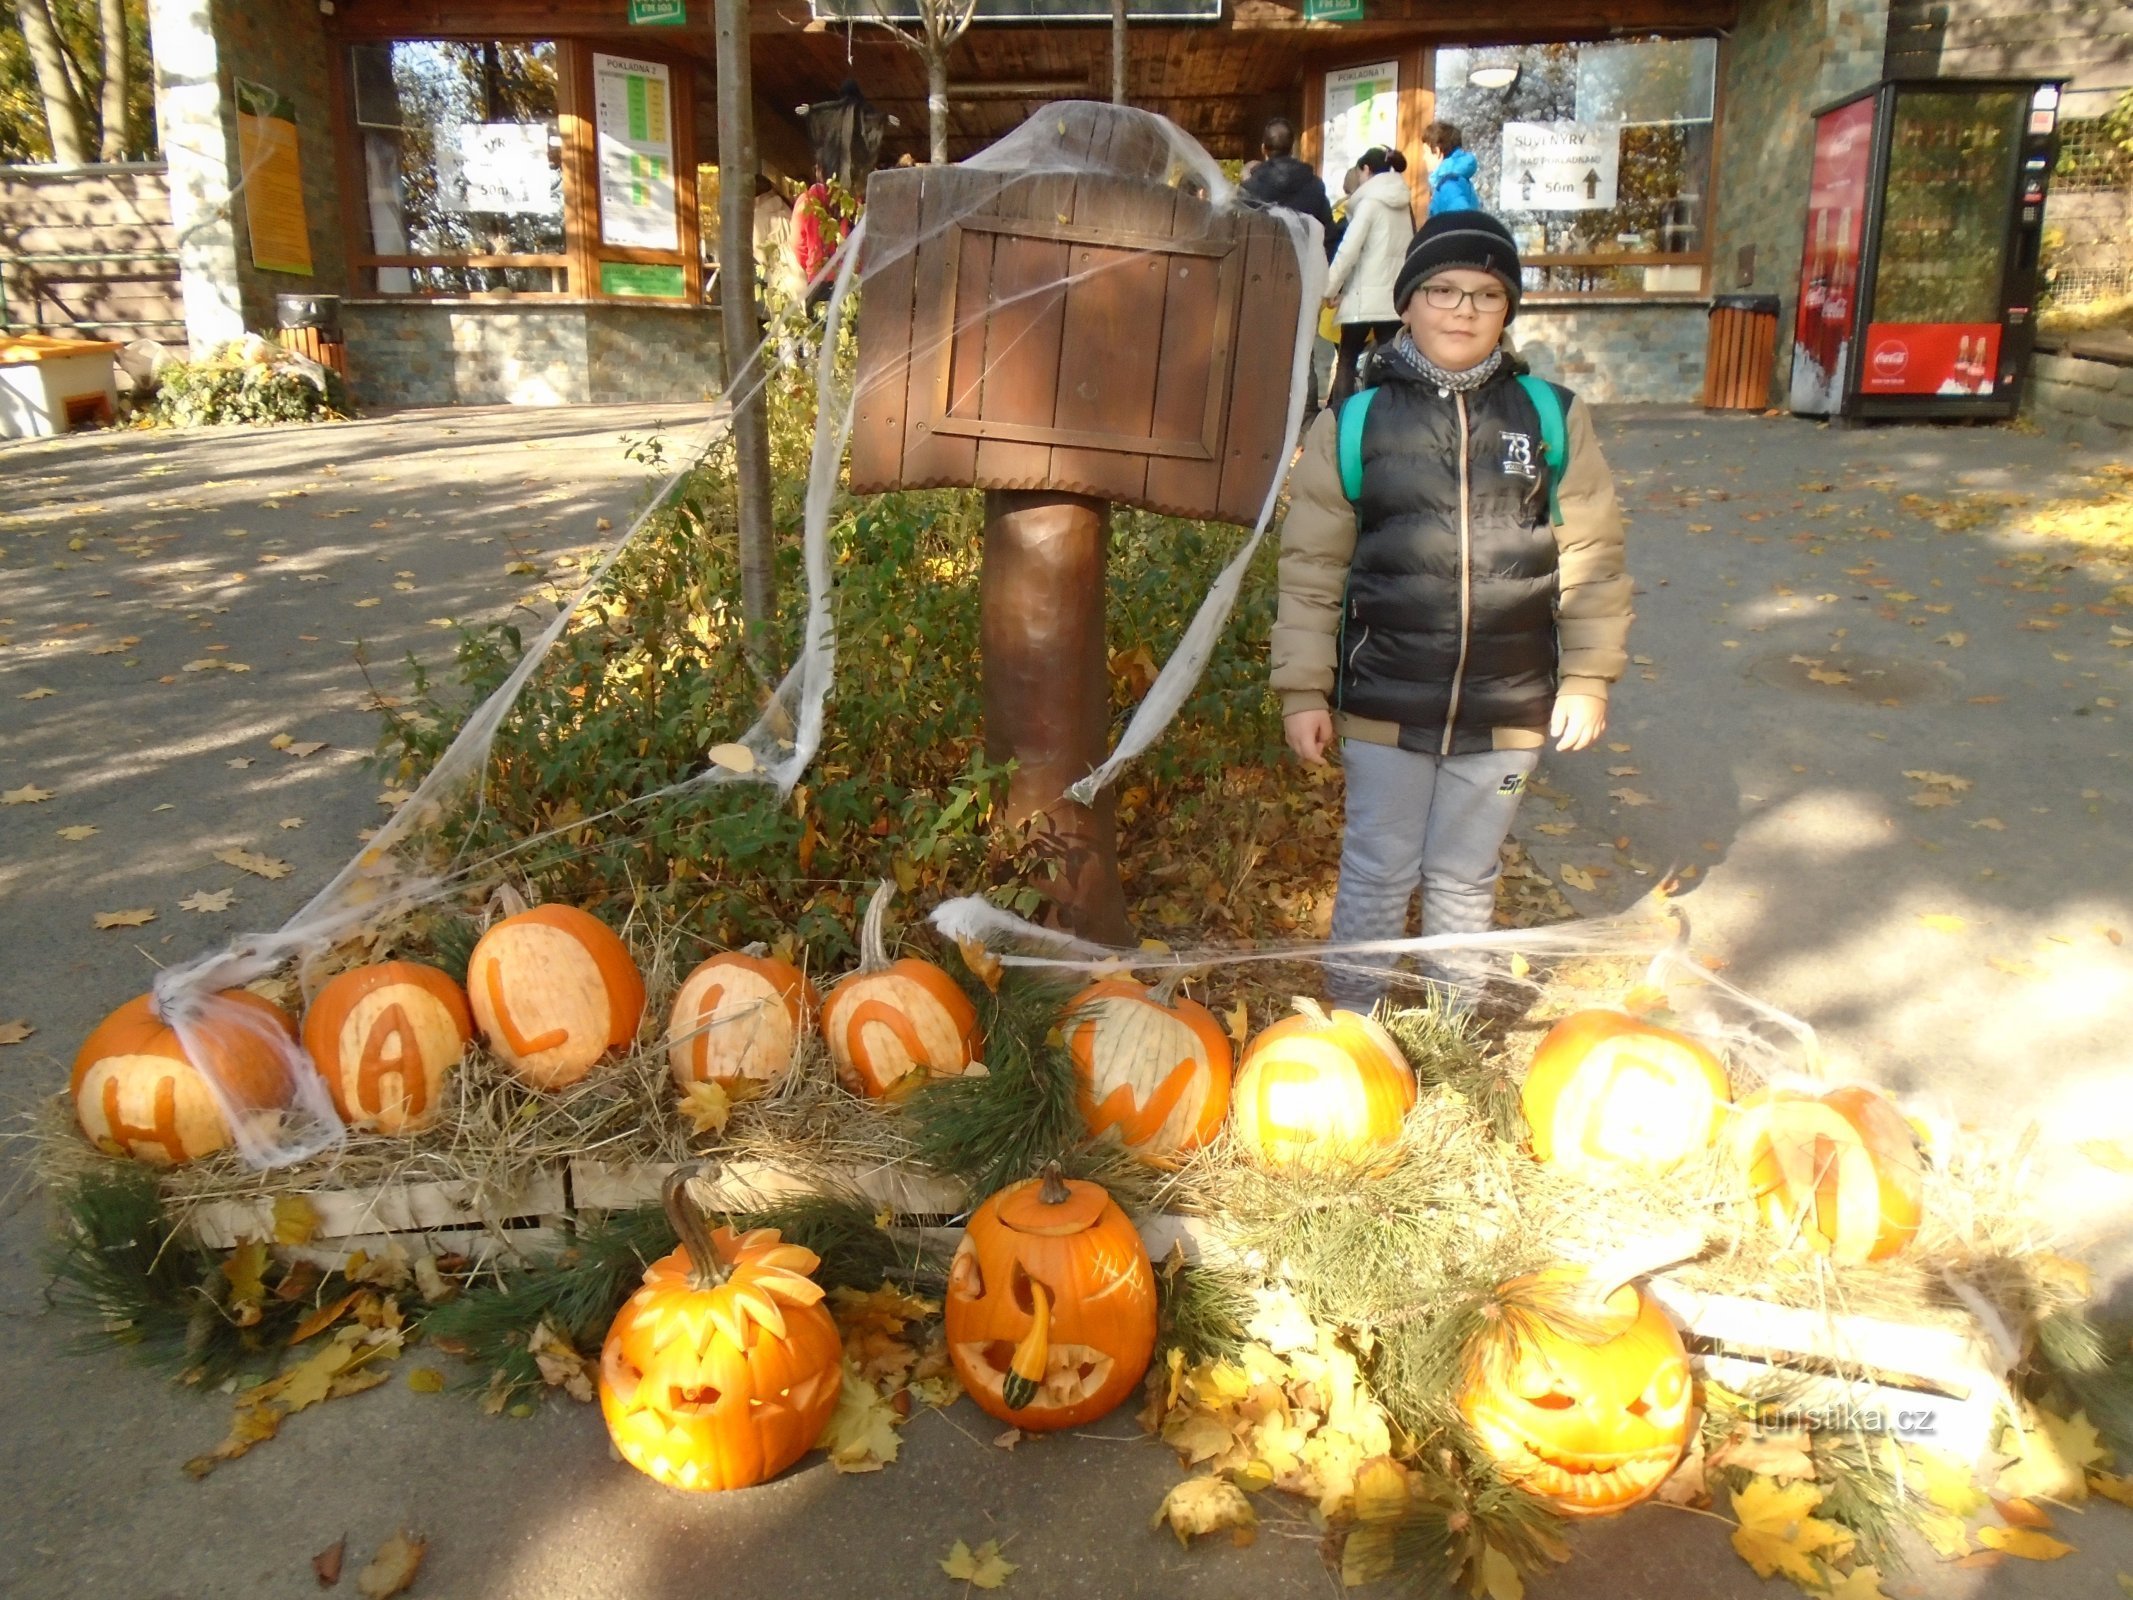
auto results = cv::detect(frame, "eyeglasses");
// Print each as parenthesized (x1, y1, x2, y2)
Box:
(1420, 282, 1509, 314)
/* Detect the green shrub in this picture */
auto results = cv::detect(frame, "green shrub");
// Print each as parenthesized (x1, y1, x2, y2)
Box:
(148, 342, 351, 427)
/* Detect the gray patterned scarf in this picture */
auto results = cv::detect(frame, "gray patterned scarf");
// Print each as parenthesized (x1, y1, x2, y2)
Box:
(1376, 329, 1504, 393)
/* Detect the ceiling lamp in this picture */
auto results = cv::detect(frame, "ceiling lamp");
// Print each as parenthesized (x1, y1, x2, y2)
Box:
(1469, 51, 1520, 90)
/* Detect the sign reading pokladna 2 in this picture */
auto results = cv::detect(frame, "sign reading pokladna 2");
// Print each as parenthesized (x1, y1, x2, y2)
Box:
(593, 53, 678, 250)
(1499, 122, 1621, 212)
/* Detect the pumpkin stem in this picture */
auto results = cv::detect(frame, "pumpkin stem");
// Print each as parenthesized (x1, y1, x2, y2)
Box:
(858, 879, 895, 974)
(662, 1162, 733, 1290)
(1037, 1159, 1072, 1205)
(741, 940, 769, 958)
(1149, 968, 1186, 1006)
(1580, 1226, 1707, 1309)
(1291, 995, 1330, 1025)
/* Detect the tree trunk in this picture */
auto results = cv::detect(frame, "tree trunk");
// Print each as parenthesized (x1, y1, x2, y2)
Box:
(712, 0, 778, 666)
(17, 0, 89, 165)
(927, 48, 949, 165)
(1111, 0, 1128, 106)
(97, 0, 129, 162)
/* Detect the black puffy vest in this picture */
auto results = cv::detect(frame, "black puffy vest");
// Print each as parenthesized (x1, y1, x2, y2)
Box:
(1336, 364, 1567, 749)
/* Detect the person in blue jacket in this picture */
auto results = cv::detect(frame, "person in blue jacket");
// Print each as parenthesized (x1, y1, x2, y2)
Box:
(1423, 121, 1481, 216)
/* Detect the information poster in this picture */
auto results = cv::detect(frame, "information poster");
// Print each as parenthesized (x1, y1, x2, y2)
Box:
(593, 53, 678, 250)
(234, 79, 313, 276)
(439, 123, 559, 216)
(1320, 62, 1398, 192)
(1788, 96, 1875, 416)
(1498, 123, 1620, 212)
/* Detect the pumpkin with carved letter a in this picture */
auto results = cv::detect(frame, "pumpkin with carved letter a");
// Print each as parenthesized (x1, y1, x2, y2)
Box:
(1229, 999, 1415, 1171)
(303, 961, 471, 1135)
(821, 882, 980, 1101)
(71, 990, 296, 1167)
(1066, 978, 1231, 1159)
(599, 1166, 844, 1491)
(946, 1163, 1158, 1431)
(1730, 1086, 1924, 1263)
(1522, 1009, 1731, 1180)
(1458, 1267, 1696, 1517)
(666, 950, 819, 1094)
(466, 906, 645, 1089)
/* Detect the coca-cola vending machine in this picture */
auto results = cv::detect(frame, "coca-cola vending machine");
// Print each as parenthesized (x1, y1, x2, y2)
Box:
(1789, 78, 2063, 421)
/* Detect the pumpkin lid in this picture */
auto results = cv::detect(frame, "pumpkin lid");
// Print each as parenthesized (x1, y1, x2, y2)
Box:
(995, 1162, 1109, 1237)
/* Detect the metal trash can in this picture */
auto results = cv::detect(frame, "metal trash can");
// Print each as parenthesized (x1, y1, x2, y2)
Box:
(276, 293, 347, 377)
(1703, 293, 1781, 411)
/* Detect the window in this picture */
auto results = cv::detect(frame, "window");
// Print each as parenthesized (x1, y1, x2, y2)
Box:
(1433, 38, 1718, 296)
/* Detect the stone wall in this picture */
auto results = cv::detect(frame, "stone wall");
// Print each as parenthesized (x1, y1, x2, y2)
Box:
(1515, 303, 1712, 405)
(586, 305, 726, 403)
(2026, 337, 2133, 440)
(0, 164, 183, 341)
(342, 302, 725, 408)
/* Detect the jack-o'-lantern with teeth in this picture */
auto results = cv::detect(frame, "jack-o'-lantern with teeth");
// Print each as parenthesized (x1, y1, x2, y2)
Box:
(1457, 1267, 1696, 1517)
(598, 1166, 843, 1492)
(945, 1162, 1158, 1431)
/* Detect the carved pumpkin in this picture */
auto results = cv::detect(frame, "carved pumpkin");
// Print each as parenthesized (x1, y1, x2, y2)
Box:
(71, 990, 297, 1166)
(1459, 1267, 1696, 1517)
(1229, 1000, 1415, 1170)
(1731, 1086, 1924, 1263)
(466, 905, 646, 1089)
(1066, 978, 1232, 1159)
(302, 961, 471, 1135)
(666, 950, 819, 1093)
(598, 1166, 844, 1491)
(945, 1163, 1158, 1431)
(1522, 1009, 1731, 1179)
(821, 882, 981, 1101)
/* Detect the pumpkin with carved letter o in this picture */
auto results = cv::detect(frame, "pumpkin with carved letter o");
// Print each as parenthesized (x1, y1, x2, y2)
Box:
(466, 906, 645, 1089)
(598, 1167, 843, 1491)
(302, 961, 471, 1135)
(821, 881, 980, 1101)
(1458, 1268, 1696, 1517)
(1066, 978, 1232, 1159)
(71, 990, 296, 1166)
(1731, 1086, 1924, 1263)
(945, 1163, 1157, 1431)
(1522, 1009, 1731, 1180)
(666, 951, 819, 1094)
(1229, 1000, 1415, 1171)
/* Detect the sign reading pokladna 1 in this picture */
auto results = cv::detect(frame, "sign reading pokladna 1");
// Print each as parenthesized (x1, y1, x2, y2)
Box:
(1499, 122, 1620, 211)
(1320, 61, 1398, 192)
(593, 53, 678, 250)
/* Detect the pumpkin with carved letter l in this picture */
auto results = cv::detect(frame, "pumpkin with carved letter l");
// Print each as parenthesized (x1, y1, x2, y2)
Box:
(466, 905, 645, 1089)
(1730, 1086, 1924, 1263)
(72, 990, 297, 1167)
(1066, 976, 1231, 1160)
(666, 949, 819, 1094)
(821, 881, 980, 1101)
(1522, 1009, 1731, 1180)
(303, 961, 471, 1134)
(598, 1165, 844, 1491)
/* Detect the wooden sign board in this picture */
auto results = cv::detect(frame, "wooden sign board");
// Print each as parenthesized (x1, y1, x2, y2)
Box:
(848, 164, 1304, 525)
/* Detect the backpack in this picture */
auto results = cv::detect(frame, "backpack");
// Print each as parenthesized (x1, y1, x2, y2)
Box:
(1338, 374, 1566, 525)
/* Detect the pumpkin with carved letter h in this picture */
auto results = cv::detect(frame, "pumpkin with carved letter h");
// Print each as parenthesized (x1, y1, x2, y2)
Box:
(1066, 975, 1231, 1160)
(1229, 999, 1415, 1171)
(598, 1165, 844, 1492)
(1730, 1086, 1924, 1263)
(821, 881, 981, 1101)
(945, 1162, 1157, 1431)
(303, 961, 471, 1134)
(1522, 1009, 1731, 1181)
(72, 990, 297, 1167)
(466, 905, 646, 1089)
(666, 948, 819, 1094)
(1458, 1265, 1696, 1517)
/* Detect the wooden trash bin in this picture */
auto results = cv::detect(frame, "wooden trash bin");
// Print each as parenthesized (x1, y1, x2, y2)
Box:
(277, 293, 347, 377)
(1703, 293, 1780, 411)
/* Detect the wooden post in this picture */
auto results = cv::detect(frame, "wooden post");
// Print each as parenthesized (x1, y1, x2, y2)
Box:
(981, 490, 1129, 945)
(713, 0, 778, 666)
(1111, 0, 1128, 106)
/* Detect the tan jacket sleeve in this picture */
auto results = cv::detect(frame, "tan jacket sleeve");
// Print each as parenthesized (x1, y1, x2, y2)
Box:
(1553, 397, 1632, 700)
(1269, 409, 1357, 717)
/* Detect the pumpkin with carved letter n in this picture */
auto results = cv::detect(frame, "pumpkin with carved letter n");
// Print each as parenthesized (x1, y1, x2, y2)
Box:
(945, 1162, 1157, 1431)
(1522, 1009, 1731, 1180)
(1066, 977, 1232, 1159)
(1458, 1266, 1696, 1517)
(466, 906, 646, 1090)
(666, 950, 819, 1094)
(821, 882, 980, 1101)
(71, 990, 297, 1167)
(599, 1165, 843, 1492)
(1731, 1086, 1924, 1263)
(302, 961, 471, 1134)
(1229, 999, 1415, 1171)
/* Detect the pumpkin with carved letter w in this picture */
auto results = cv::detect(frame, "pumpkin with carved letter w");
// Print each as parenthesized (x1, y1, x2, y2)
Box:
(1066, 978, 1231, 1159)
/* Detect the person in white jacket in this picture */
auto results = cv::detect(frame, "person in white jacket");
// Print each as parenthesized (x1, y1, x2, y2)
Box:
(1323, 148, 1417, 408)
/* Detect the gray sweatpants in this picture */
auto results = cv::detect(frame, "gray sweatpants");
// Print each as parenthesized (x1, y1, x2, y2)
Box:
(1324, 738, 1542, 1012)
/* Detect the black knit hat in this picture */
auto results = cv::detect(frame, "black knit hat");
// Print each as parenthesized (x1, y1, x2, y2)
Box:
(1392, 209, 1523, 322)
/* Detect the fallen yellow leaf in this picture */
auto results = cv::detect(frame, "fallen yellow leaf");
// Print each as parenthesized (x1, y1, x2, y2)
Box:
(678, 1080, 733, 1137)
(3, 784, 56, 805)
(1155, 1476, 1256, 1546)
(55, 824, 97, 840)
(820, 1364, 903, 1472)
(93, 907, 156, 929)
(355, 1530, 427, 1598)
(1918, 914, 1968, 934)
(1729, 1479, 1853, 1586)
(1977, 1525, 2074, 1561)
(214, 847, 294, 880)
(939, 1538, 1017, 1590)
(0, 1021, 32, 1046)
(2079, 1141, 2133, 1175)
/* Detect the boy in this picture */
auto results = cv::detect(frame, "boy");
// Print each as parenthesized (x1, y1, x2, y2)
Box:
(1270, 210, 1632, 1011)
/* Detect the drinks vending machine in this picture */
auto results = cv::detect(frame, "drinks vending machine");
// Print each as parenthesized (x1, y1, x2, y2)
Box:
(1789, 78, 2064, 422)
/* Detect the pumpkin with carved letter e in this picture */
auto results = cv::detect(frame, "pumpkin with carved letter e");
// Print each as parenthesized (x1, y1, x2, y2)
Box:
(598, 1165, 844, 1491)
(466, 905, 645, 1089)
(303, 961, 471, 1134)
(821, 881, 980, 1101)
(945, 1162, 1157, 1431)
(666, 948, 819, 1094)
(1066, 975, 1231, 1160)
(1229, 999, 1415, 1170)
(1730, 1085, 1924, 1263)
(1521, 1009, 1731, 1180)
(72, 990, 297, 1167)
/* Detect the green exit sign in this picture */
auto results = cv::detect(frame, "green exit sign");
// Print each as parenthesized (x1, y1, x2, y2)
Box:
(1304, 0, 1363, 18)
(628, 0, 687, 23)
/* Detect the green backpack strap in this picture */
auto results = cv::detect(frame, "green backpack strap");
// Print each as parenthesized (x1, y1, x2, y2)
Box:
(1337, 386, 1379, 502)
(1516, 373, 1568, 526)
